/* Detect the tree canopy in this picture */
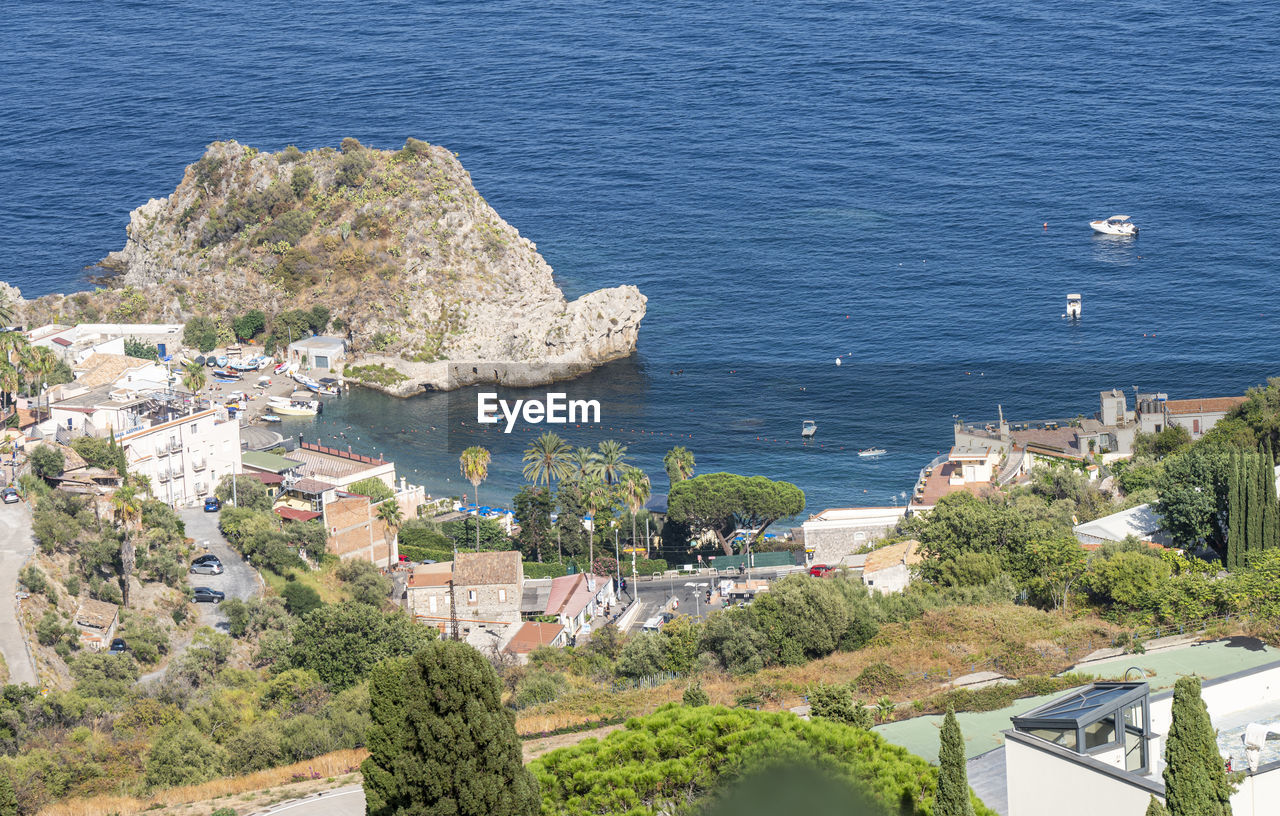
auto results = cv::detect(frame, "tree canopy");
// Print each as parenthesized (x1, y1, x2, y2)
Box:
(287, 602, 435, 690)
(667, 472, 804, 554)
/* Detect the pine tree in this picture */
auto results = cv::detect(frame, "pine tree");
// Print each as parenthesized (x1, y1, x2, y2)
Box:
(1227, 451, 1241, 569)
(0, 771, 16, 816)
(1145, 795, 1169, 816)
(362, 640, 539, 816)
(1163, 676, 1233, 816)
(936, 708, 974, 816)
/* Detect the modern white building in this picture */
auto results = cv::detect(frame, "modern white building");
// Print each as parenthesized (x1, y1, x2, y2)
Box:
(1002, 662, 1280, 815)
(1072, 503, 1172, 549)
(287, 336, 346, 373)
(118, 407, 242, 506)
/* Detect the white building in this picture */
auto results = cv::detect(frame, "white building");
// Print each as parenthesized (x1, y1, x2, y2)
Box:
(119, 407, 242, 506)
(287, 336, 346, 373)
(861, 539, 923, 594)
(949, 446, 998, 484)
(1002, 662, 1280, 815)
(1072, 503, 1172, 548)
(801, 506, 909, 567)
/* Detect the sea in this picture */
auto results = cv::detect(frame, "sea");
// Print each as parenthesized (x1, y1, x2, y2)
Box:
(3, 1, 1279, 513)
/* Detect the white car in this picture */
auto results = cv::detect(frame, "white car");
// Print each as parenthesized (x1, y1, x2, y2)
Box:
(1, 487, 19, 504)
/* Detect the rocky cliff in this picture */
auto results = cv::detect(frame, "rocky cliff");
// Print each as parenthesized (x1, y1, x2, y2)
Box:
(10, 139, 645, 394)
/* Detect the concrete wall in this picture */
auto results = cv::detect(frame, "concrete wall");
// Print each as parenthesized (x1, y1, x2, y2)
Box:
(864, 562, 910, 594)
(1231, 765, 1280, 814)
(1005, 733, 1161, 816)
(802, 507, 906, 564)
(1168, 410, 1230, 440)
(123, 409, 242, 507)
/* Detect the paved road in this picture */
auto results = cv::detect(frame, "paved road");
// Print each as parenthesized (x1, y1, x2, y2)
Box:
(621, 566, 804, 631)
(0, 501, 38, 685)
(140, 507, 261, 683)
(253, 785, 364, 816)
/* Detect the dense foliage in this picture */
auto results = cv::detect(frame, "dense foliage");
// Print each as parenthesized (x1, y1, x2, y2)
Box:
(531, 704, 995, 816)
(363, 641, 538, 816)
(667, 472, 805, 554)
(1163, 676, 1233, 816)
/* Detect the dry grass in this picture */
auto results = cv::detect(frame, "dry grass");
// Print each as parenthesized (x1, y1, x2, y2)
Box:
(36, 749, 367, 816)
(515, 603, 1125, 733)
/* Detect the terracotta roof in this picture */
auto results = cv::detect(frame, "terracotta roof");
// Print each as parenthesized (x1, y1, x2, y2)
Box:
(75, 598, 119, 630)
(56, 443, 89, 471)
(864, 540, 924, 575)
(73, 353, 150, 389)
(244, 471, 285, 485)
(1163, 396, 1247, 415)
(504, 621, 565, 654)
(52, 337, 72, 347)
(275, 507, 321, 522)
(546, 573, 605, 619)
(408, 562, 454, 588)
(453, 551, 522, 587)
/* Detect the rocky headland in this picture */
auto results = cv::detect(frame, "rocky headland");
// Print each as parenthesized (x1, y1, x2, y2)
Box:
(7, 138, 645, 394)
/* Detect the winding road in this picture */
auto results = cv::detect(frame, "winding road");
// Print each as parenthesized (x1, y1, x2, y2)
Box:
(0, 500, 38, 685)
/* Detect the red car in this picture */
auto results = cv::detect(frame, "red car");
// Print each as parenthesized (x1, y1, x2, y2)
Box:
(809, 564, 836, 578)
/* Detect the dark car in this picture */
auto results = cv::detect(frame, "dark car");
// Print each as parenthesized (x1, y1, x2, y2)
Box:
(192, 553, 221, 565)
(192, 587, 225, 603)
(190, 560, 224, 576)
(107, 638, 127, 655)
(204, 496, 222, 512)
(1, 487, 19, 504)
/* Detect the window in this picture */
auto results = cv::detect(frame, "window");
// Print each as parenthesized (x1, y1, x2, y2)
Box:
(468, 589, 477, 604)
(1028, 728, 1076, 750)
(429, 596, 437, 614)
(1084, 716, 1117, 749)
(1192, 419, 1200, 434)
(191, 423, 198, 434)
(498, 589, 507, 603)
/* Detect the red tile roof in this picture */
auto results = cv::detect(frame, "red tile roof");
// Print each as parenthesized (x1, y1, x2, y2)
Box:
(288, 478, 335, 495)
(546, 573, 605, 619)
(275, 507, 322, 522)
(453, 551, 522, 587)
(52, 337, 72, 347)
(245, 472, 285, 485)
(505, 621, 565, 654)
(1163, 397, 1247, 415)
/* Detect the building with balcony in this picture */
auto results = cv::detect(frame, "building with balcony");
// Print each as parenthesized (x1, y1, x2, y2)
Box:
(118, 407, 242, 507)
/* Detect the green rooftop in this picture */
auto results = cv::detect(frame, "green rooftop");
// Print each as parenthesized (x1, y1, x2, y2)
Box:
(241, 450, 304, 474)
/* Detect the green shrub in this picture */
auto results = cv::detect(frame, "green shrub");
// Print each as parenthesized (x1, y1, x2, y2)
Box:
(855, 662, 906, 696)
(290, 165, 314, 198)
(184, 316, 218, 353)
(683, 682, 710, 707)
(19, 565, 48, 595)
(343, 363, 407, 387)
(514, 669, 568, 709)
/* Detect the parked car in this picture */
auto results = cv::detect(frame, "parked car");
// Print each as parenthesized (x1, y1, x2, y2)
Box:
(808, 564, 836, 578)
(204, 497, 221, 512)
(107, 638, 127, 656)
(0, 487, 19, 504)
(641, 616, 665, 633)
(192, 587, 225, 603)
(192, 553, 221, 565)
(190, 560, 224, 575)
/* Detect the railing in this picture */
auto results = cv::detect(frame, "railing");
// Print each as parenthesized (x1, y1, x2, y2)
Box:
(191, 457, 206, 470)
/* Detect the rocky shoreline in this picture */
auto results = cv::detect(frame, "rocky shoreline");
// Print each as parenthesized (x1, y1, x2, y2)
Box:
(3, 139, 646, 393)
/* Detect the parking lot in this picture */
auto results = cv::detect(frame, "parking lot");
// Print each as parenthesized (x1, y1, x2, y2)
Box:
(179, 505, 261, 629)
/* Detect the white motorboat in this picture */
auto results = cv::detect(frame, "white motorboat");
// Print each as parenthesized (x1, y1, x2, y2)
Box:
(801, 420, 817, 439)
(859, 448, 886, 457)
(268, 395, 319, 416)
(1089, 215, 1138, 236)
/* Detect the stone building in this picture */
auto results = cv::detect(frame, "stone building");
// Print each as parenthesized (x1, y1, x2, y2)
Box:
(405, 551, 524, 648)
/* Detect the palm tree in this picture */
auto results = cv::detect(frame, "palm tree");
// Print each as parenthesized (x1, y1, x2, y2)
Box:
(570, 446, 594, 478)
(522, 431, 571, 485)
(0, 363, 17, 417)
(182, 360, 207, 396)
(459, 446, 491, 553)
(580, 475, 613, 568)
(110, 486, 143, 607)
(619, 466, 651, 555)
(26, 346, 57, 410)
(376, 499, 405, 563)
(663, 446, 696, 484)
(589, 440, 628, 485)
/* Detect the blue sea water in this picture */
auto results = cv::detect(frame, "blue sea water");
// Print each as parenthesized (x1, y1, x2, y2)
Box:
(3, 1, 1279, 512)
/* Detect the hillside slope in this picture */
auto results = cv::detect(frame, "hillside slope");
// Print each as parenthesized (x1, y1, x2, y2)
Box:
(13, 138, 645, 393)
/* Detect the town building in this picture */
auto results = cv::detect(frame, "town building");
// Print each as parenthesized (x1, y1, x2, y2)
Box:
(1000, 662, 1280, 815)
(406, 551, 525, 648)
(800, 506, 910, 568)
(1072, 504, 1172, 549)
(26, 323, 184, 363)
(544, 572, 617, 638)
(1137, 394, 1249, 439)
(286, 336, 347, 374)
(118, 407, 243, 507)
(71, 353, 168, 390)
(861, 539, 924, 594)
(503, 621, 567, 662)
(74, 598, 119, 650)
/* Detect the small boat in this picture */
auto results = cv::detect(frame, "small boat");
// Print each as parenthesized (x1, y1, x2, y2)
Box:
(256, 356, 275, 371)
(293, 372, 321, 391)
(230, 357, 261, 372)
(859, 448, 887, 457)
(261, 413, 282, 423)
(268, 395, 319, 416)
(216, 355, 229, 367)
(211, 369, 241, 380)
(1089, 215, 1138, 236)
(255, 376, 272, 389)
(801, 420, 817, 439)
(274, 362, 290, 375)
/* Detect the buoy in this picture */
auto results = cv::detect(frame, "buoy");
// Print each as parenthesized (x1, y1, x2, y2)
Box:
(835, 358, 842, 366)
(1043, 222, 1048, 229)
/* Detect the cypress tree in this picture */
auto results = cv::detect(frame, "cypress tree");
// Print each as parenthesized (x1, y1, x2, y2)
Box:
(1262, 440, 1279, 551)
(936, 708, 974, 816)
(0, 771, 17, 816)
(1246, 452, 1263, 560)
(1227, 451, 1241, 569)
(1163, 676, 1233, 816)
(1145, 795, 1169, 816)
(362, 640, 539, 816)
